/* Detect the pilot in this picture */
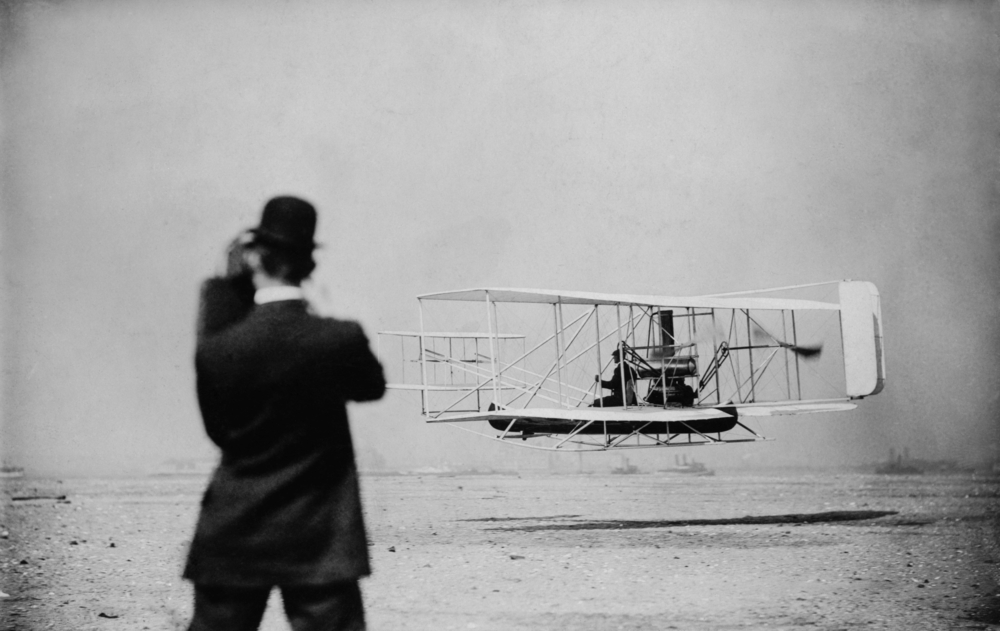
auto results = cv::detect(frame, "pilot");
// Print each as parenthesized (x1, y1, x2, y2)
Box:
(591, 349, 639, 407)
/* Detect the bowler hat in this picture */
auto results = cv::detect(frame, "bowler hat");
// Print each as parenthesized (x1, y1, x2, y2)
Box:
(249, 196, 319, 251)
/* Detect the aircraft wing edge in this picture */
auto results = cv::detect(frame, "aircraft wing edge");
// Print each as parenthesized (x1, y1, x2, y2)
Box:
(736, 401, 858, 417)
(415, 287, 839, 311)
(426, 407, 735, 424)
(387, 384, 520, 392)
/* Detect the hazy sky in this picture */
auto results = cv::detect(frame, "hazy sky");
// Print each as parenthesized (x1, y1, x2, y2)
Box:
(2, 0, 998, 476)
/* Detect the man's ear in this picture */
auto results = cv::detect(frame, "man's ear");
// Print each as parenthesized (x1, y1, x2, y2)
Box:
(244, 248, 263, 273)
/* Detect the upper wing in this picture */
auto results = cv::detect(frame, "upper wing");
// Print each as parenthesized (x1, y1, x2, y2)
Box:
(417, 287, 839, 312)
(379, 330, 525, 339)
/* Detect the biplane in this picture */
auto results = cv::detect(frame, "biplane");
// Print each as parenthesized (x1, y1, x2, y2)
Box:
(377, 280, 885, 451)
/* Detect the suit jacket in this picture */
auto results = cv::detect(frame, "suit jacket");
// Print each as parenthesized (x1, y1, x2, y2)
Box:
(183, 277, 385, 586)
(600, 362, 638, 397)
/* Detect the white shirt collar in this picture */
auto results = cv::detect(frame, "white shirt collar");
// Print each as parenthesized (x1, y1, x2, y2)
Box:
(254, 285, 305, 305)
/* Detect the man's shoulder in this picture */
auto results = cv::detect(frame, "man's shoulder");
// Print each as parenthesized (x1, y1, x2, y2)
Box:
(198, 276, 255, 338)
(202, 274, 251, 292)
(290, 315, 372, 359)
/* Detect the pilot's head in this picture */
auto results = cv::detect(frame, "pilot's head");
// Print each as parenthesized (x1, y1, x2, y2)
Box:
(611, 350, 621, 363)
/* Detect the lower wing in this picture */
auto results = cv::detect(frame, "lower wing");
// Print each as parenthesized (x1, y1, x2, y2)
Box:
(427, 406, 735, 424)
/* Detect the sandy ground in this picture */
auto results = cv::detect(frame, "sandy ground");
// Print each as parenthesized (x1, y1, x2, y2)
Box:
(1, 470, 997, 631)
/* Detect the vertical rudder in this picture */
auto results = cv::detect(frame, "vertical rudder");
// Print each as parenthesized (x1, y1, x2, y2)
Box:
(839, 281, 886, 398)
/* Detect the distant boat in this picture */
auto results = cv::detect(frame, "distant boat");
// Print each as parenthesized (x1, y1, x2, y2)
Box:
(874, 460, 923, 475)
(658, 454, 714, 476)
(873, 448, 974, 475)
(404, 465, 517, 477)
(0, 466, 24, 479)
(151, 458, 217, 476)
(875, 448, 924, 474)
(611, 457, 641, 475)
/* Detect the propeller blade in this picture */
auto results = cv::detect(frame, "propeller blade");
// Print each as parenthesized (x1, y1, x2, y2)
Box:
(752, 324, 822, 359)
(782, 342, 823, 359)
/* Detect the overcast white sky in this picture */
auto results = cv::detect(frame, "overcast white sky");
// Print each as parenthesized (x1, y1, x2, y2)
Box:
(2, 0, 997, 475)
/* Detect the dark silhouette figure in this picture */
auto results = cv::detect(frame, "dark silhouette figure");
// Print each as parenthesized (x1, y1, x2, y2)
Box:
(184, 196, 385, 631)
(592, 349, 638, 407)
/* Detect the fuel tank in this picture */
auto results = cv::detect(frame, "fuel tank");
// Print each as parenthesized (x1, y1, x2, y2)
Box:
(635, 356, 698, 379)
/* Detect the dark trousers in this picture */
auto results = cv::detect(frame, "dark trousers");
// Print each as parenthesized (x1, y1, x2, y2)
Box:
(590, 393, 635, 408)
(188, 582, 364, 631)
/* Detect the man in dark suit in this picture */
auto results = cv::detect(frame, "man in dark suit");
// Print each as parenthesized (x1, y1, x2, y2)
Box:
(591, 349, 639, 407)
(184, 196, 386, 631)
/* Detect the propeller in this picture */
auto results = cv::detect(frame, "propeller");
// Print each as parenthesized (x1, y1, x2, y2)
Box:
(751, 324, 822, 360)
(688, 323, 729, 349)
